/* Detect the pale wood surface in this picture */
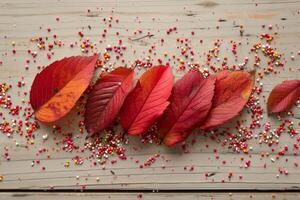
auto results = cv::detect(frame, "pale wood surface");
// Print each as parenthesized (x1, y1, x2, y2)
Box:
(0, 0, 300, 199)
(1, 192, 300, 200)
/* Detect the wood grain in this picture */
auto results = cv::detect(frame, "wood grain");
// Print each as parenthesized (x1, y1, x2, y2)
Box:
(1, 192, 300, 200)
(0, 0, 300, 196)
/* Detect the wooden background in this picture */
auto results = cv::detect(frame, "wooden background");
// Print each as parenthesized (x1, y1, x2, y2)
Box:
(0, 0, 300, 199)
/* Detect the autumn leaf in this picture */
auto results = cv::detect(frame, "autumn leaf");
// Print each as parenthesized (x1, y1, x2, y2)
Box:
(84, 67, 134, 135)
(267, 80, 300, 114)
(120, 65, 174, 135)
(30, 54, 99, 122)
(201, 70, 254, 129)
(157, 70, 215, 146)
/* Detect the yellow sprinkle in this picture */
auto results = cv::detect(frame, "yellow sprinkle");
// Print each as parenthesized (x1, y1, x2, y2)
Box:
(65, 161, 70, 167)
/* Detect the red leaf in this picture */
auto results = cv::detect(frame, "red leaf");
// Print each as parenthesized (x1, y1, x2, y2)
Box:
(120, 65, 174, 135)
(30, 54, 99, 122)
(267, 80, 300, 114)
(157, 70, 216, 146)
(201, 70, 254, 129)
(84, 67, 134, 135)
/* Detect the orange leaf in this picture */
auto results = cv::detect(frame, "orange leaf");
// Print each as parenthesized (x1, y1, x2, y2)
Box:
(267, 80, 300, 114)
(201, 70, 254, 129)
(30, 54, 99, 122)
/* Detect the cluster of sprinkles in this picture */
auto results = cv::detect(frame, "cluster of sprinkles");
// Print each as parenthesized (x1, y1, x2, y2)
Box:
(0, 6, 299, 191)
(84, 129, 127, 165)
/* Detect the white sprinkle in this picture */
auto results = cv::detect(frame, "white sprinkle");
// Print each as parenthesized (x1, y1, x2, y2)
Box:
(42, 134, 48, 140)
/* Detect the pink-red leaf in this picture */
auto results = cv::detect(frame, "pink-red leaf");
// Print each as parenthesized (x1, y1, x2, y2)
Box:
(267, 80, 300, 114)
(30, 54, 99, 122)
(201, 70, 254, 129)
(84, 67, 134, 135)
(157, 70, 215, 146)
(120, 65, 174, 135)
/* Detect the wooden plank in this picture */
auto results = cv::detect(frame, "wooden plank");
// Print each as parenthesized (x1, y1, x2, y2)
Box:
(0, 0, 299, 191)
(0, 192, 300, 200)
